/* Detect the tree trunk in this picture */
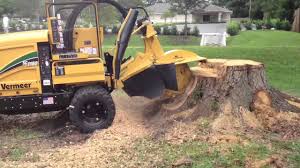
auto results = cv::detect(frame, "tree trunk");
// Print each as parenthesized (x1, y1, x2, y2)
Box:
(157, 59, 300, 137)
(184, 11, 188, 36)
(292, 8, 300, 32)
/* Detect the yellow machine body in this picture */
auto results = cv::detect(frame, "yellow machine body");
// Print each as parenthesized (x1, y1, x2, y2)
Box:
(0, 1, 206, 115)
(0, 14, 205, 97)
(0, 30, 107, 97)
(0, 31, 46, 97)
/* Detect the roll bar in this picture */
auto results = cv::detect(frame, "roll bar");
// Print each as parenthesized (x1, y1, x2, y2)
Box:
(48, 0, 129, 50)
(92, 0, 128, 18)
(48, 0, 148, 51)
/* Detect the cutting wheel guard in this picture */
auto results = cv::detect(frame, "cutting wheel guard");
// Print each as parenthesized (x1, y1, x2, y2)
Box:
(123, 63, 193, 99)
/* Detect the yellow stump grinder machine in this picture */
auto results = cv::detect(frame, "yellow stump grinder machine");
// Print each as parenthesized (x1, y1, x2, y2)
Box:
(0, 0, 206, 132)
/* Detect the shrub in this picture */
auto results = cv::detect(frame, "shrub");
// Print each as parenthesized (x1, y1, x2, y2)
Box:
(279, 20, 291, 31)
(0, 20, 3, 32)
(270, 19, 280, 29)
(10, 20, 18, 32)
(274, 19, 281, 30)
(82, 22, 90, 28)
(112, 26, 119, 34)
(41, 22, 48, 29)
(30, 23, 38, 30)
(227, 21, 240, 36)
(170, 26, 178, 35)
(181, 26, 191, 35)
(239, 19, 291, 31)
(191, 26, 200, 36)
(243, 20, 252, 30)
(162, 26, 171, 35)
(253, 20, 264, 30)
(154, 25, 161, 34)
(103, 26, 108, 34)
(240, 20, 248, 24)
(264, 19, 272, 29)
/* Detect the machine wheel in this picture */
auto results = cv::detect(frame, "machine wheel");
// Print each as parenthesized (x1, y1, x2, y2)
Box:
(69, 86, 116, 133)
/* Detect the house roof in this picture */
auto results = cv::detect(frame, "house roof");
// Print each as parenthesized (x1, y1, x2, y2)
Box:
(146, 3, 232, 15)
(197, 4, 233, 14)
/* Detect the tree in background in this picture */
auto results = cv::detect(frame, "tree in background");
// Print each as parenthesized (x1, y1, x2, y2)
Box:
(161, 11, 175, 23)
(0, 0, 17, 16)
(256, 0, 280, 19)
(0, 0, 46, 20)
(169, 0, 208, 36)
(226, 0, 249, 18)
(250, 0, 300, 22)
(211, 0, 228, 7)
(211, 0, 266, 19)
(118, 0, 146, 7)
(99, 3, 123, 26)
(211, 0, 300, 23)
(277, 0, 300, 22)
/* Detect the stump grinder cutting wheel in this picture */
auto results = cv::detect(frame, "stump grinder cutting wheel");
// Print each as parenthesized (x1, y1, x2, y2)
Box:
(0, 0, 206, 132)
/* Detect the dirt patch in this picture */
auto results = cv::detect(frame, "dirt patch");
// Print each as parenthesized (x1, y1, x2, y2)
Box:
(246, 155, 285, 168)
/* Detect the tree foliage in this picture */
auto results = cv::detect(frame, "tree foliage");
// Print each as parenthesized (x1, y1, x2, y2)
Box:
(1, 0, 299, 24)
(0, 0, 17, 16)
(161, 11, 175, 23)
(277, 0, 300, 22)
(211, 0, 300, 22)
(118, 0, 145, 7)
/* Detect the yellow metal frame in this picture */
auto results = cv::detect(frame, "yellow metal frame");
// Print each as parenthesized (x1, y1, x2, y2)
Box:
(0, 4, 206, 98)
(0, 43, 42, 96)
(115, 20, 206, 90)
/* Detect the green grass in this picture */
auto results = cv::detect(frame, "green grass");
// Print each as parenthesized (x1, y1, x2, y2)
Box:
(227, 31, 300, 47)
(133, 139, 275, 168)
(13, 128, 42, 140)
(133, 138, 300, 168)
(103, 30, 300, 96)
(273, 140, 300, 168)
(0, 128, 42, 162)
(8, 147, 27, 161)
(103, 34, 200, 47)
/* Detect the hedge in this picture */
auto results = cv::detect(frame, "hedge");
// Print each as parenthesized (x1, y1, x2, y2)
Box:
(227, 21, 240, 36)
(241, 19, 292, 31)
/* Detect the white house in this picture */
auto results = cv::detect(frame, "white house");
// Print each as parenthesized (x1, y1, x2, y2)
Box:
(146, 3, 193, 24)
(193, 4, 232, 24)
(146, 3, 232, 24)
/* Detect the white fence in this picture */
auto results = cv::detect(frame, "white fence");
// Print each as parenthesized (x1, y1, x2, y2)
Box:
(176, 23, 228, 35)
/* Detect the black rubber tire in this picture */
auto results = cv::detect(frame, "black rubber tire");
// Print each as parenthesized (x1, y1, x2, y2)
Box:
(69, 86, 116, 133)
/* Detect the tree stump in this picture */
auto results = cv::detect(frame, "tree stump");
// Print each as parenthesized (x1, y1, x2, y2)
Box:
(160, 59, 300, 135)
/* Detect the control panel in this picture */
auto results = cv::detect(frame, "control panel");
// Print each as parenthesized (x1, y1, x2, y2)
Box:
(48, 15, 65, 52)
(50, 19, 60, 44)
(38, 43, 53, 93)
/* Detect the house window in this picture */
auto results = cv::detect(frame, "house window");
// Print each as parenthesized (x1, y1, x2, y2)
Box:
(203, 15, 210, 23)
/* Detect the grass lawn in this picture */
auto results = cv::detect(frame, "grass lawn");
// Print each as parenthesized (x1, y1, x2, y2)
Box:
(104, 30, 300, 97)
(133, 138, 300, 168)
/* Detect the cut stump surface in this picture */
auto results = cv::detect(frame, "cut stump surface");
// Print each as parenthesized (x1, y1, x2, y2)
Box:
(158, 59, 300, 138)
